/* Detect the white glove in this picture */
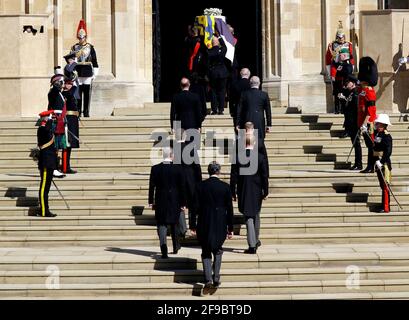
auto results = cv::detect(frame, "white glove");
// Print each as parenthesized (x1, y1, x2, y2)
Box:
(360, 125, 368, 133)
(326, 65, 331, 77)
(375, 160, 383, 170)
(338, 93, 346, 100)
(399, 57, 408, 65)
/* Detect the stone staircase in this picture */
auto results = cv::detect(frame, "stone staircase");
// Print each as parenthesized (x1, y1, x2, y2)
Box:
(1, 107, 409, 299)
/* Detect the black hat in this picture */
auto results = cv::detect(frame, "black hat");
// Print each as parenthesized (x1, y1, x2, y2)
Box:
(64, 53, 76, 63)
(208, 161, 221, 176)
(358, 57, 378, 87)
(345, 74, 359, 84)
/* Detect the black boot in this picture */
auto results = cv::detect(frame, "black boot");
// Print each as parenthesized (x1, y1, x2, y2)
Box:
(244, 247, 257, 254)
(160, 244, 168, 259)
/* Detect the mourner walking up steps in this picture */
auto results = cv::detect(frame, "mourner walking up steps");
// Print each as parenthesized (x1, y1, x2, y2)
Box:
(191, 162, 234, 290)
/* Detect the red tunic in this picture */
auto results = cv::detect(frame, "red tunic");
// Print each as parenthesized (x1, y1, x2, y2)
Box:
(357, 85, 377, 128)
(325, 42, 355, 78)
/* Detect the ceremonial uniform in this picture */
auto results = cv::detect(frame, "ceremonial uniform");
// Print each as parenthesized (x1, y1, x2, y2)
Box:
(207, 38, 229, 115)
(62, 83, 79, 174)
(373, 115, 393, 213)
(70, 20, 99, 117)
(37, 111, 57, 218)
(325, 22, 355, 114)
(341, 77, 362, 170)
(358, 57, 378, 173)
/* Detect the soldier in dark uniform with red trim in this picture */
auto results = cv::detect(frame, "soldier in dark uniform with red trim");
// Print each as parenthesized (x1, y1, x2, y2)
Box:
(37, 111, 58, 218)
(62, 76, 80, 174)
(373, 114, 393, 213)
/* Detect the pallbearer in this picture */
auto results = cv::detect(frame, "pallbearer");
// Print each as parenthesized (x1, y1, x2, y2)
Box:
(373, 114, 393, 213)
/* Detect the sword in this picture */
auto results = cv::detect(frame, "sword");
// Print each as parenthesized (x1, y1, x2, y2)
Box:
(52, 180, 70, 210)
(67, 128, 92, 150)
(346, 130, 360, 164)
(376, 166, 403, 210)
(396, 18, 406, 75)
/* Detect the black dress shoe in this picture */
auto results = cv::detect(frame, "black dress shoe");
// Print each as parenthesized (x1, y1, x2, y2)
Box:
(66, 169, 77, 174)
(350, 165, 363, 171)
(44, 212, 57, 218)
(360, 168, 374, 174)
(213, 281, 221, 288)
(244, 247, 257, 254)
(173, 244, 181, 255)
(256, 241, 262, 249)
(210, 112, 218, 115)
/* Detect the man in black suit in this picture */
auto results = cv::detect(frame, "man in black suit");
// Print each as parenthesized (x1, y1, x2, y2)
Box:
(236, 76, 272, 140)
(231, 135, 269, 254)
(170, 78, 203, 133)
(191, 162, 234, 289)
(230, 68, 251, 128)
(208, 37, 229, 115)
(149, 147, 187, 259)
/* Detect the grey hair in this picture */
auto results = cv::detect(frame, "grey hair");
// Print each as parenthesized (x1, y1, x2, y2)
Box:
(250, 76, 261, 88)
(162, 147, 174, 159)
(240, 68, 251, 79)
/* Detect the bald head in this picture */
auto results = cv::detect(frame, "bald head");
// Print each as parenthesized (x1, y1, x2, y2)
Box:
(180, 78, 190, 90)
(250, 76, 261, 89)
(240, 68, 251, 79)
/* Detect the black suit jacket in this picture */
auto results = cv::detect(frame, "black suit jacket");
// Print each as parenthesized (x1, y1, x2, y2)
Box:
(230, 149, 269, 218)
(170, 90, 203, 130)
(230, 77, 251, 118)
(192, 177, 234, 251)
(207, 38, 229, 80)
(237, 88, 272, 139)
(149, 162, 187, 225)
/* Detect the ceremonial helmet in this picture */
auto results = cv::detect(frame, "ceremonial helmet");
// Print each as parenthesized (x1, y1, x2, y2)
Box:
(375, 114, 392, 126)
(77, 19, 88, 40)
(336, 21, 345, 43)
(358, 56, 379, 87)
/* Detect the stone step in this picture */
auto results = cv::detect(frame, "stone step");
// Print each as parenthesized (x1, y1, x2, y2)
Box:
(2, 221, 409, 237)
(3, 265, 409, 285)
(1, 190, 407, 206)
(2, 230, 409, 247)
(2, 278, 409, 298)
(3, 180, 409, 197)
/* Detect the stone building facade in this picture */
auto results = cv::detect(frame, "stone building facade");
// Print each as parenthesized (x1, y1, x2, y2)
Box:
(1, 0, 407, 116)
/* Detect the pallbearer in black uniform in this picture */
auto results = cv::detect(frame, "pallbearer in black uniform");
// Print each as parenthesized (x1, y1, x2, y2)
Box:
(62, 75, 79, 174)
(373, 114, 393, 213)
(70, 19, 99, 117)
(191, 162, 234, 289)
(230, 135, 269, 254)
(149, 147, 187, 259)
(37, 111, 58, 218)
(207, 37, 229, 115)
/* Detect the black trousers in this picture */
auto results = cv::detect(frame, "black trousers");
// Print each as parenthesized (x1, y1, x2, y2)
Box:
(363, 132, 375, 170)
(39, 168, 54, 216)
(210, 78, 227, 114)
(78, 84, 91, 117)
(349, 129, 362, 167)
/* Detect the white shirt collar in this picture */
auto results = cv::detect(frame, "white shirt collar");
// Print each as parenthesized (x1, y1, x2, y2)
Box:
(210, 175, 219, 179)
(163, 158, 173, 163)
